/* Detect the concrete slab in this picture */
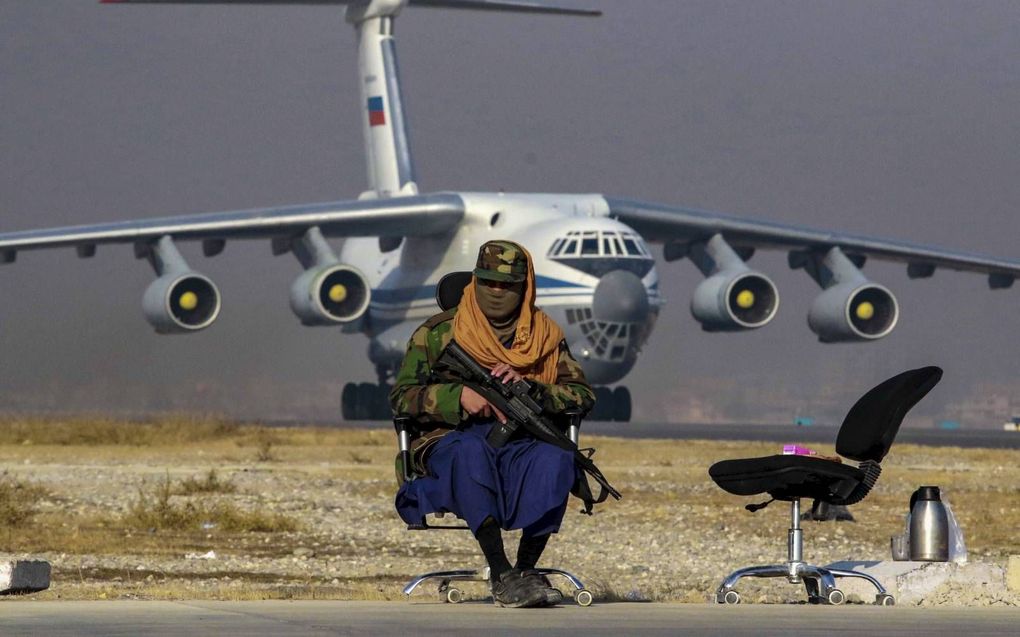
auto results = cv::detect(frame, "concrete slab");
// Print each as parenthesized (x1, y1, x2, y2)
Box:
(827, 560, 1005, 605)
(0, 560, 51, 595)
(1008, 556, 1020, 592)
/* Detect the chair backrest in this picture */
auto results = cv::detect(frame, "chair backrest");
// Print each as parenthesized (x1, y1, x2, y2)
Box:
(835, 366, 943, 463)
(435, 271, 472, 311)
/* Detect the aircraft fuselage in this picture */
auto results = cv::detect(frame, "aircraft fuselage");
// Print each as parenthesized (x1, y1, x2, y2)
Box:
(340, 192, 663, 385)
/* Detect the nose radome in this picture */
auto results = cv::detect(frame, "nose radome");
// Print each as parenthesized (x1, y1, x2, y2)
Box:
(593, 270, 650, 323)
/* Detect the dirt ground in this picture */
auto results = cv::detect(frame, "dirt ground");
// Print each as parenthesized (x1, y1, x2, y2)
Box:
(1, 417, 1017, 605)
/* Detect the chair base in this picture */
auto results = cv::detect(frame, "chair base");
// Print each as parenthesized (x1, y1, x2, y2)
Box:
(714, 499, 895, 606)
(402, 566, 594, 606)
(715, 562, 893, 605)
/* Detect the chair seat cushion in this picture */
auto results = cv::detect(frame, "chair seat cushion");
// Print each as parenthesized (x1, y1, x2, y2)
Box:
(709, 455, 865, 502)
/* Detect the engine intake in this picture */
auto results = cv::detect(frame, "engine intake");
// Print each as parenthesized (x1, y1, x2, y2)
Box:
(808, 282, 898, 342)
(142, 272, 221, 334)
(290, 264, 371, 326)
(691, 270, 779, 331)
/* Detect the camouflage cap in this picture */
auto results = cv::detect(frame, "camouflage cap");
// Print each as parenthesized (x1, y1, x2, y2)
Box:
(473, 240, 529, 283)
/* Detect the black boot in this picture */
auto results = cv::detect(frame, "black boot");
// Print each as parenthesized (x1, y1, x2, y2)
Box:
(491, 569, 547, 608)
(519, 569, 564, 606)
(476, 518, 544, 607)
(516, 534, 563, 606)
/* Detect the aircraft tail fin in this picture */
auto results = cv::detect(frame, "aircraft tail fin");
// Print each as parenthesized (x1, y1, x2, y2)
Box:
(348, 1, 599, 198)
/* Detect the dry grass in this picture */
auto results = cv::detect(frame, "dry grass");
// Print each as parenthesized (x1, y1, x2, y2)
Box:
(124, 472, 297, 533)
(175, 470, 237, 496)
(0, 472, 50, 527)
(0, 414, 241, 447)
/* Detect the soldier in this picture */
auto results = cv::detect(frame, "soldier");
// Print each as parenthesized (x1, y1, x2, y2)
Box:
(390, 239, 595, 608)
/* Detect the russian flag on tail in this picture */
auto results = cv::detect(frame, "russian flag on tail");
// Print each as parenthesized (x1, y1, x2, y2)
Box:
(368, 96, 386, 127)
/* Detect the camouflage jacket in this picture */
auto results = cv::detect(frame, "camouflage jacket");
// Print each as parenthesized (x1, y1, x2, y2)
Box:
(389, 307, 595, 428)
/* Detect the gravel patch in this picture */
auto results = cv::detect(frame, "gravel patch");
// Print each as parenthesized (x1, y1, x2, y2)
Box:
(1, 430, 1017, 606)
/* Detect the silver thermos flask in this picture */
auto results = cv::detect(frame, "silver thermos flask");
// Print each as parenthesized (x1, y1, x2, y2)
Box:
(908, 485, 949, 561)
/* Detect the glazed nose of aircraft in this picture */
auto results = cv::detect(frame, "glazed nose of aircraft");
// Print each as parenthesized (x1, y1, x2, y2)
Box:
(592, 270, 650, 323)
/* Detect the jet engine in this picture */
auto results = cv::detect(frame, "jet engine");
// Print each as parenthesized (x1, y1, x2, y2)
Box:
(685, 234, 779, 332)
(808, 281, 898, 342)
(289, 263, 371, 326)
(142, 272, 221, 334)
(793, 246, 899, 342)
(138, 235, 221, 334)
(691, 269, 779, 331)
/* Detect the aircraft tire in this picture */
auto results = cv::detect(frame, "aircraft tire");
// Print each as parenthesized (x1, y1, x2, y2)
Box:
(341, 383, 358, 421)
(591, 387, 614, 421)
(374, 384, 393, 421)
(354, 382, 375, 421)
(612, 386, 632, 422)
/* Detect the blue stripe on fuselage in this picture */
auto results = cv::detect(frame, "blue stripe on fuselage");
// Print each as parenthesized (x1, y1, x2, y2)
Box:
(535, 275, 589, 289)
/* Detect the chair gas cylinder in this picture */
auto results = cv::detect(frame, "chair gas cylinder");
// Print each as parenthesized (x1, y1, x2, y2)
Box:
(908, 486, 949, 562)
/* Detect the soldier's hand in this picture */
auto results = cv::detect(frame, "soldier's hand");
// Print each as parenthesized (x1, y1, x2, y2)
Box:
(490, 363, 524, 385)
(460, 385, 508, 424)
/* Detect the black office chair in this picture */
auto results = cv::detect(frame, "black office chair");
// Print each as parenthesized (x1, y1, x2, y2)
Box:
(708, 366, 943, 606)
(395, 271, 594, 606)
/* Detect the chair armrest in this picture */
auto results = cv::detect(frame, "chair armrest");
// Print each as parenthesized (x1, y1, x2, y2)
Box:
(562, 408, 583, 446)
(393, 414, 414, 483)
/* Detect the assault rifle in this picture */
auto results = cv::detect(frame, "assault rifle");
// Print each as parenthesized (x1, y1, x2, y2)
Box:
(440, 339, 621, 513)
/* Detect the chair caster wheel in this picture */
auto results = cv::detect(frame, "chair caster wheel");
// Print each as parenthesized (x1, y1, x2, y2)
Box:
(826, 589, 845, 605)
(574, 589, 594, 607)
(875, 593, 895, 606)
(717, 590, 740, 604)
(444, 587, 463, 604)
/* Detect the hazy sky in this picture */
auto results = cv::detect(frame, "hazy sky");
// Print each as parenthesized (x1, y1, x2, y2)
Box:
(2, 1, 1020, 423)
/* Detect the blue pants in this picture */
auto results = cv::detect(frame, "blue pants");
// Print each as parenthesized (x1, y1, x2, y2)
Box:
(395, 422, 576, 537)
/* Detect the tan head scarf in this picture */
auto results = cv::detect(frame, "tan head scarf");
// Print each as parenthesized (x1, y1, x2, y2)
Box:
(452, 243, 563, 383)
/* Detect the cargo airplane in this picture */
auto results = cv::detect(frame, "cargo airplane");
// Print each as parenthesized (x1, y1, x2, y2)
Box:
(4, 0, 1020, 422)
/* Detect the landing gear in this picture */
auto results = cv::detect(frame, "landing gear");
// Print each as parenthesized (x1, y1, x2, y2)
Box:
(612, 386, 632, 422)
(341, 382, 392, 421)
(588, 386, 632, 422)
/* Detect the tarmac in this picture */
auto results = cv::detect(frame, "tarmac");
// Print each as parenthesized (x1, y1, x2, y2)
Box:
(2, 601, 1018, 636)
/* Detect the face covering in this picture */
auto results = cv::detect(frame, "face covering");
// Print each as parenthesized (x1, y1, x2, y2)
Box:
(475, 280, 524, 341)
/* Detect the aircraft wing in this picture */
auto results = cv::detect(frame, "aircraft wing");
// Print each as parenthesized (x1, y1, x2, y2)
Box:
(100, 0, 601, 18)
(606, 197, 1020, 288)
(0, 193, 464, 263)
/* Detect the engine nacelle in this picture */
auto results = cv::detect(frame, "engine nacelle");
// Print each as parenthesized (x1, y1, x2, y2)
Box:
(808, 282, 898, 342)
(691, 269, 779, 331)
(142, 272, 221, 334)
(289, 264, 371, 326)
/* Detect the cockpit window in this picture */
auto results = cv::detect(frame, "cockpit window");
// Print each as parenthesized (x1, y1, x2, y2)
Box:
(546, 229, 654, 278)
